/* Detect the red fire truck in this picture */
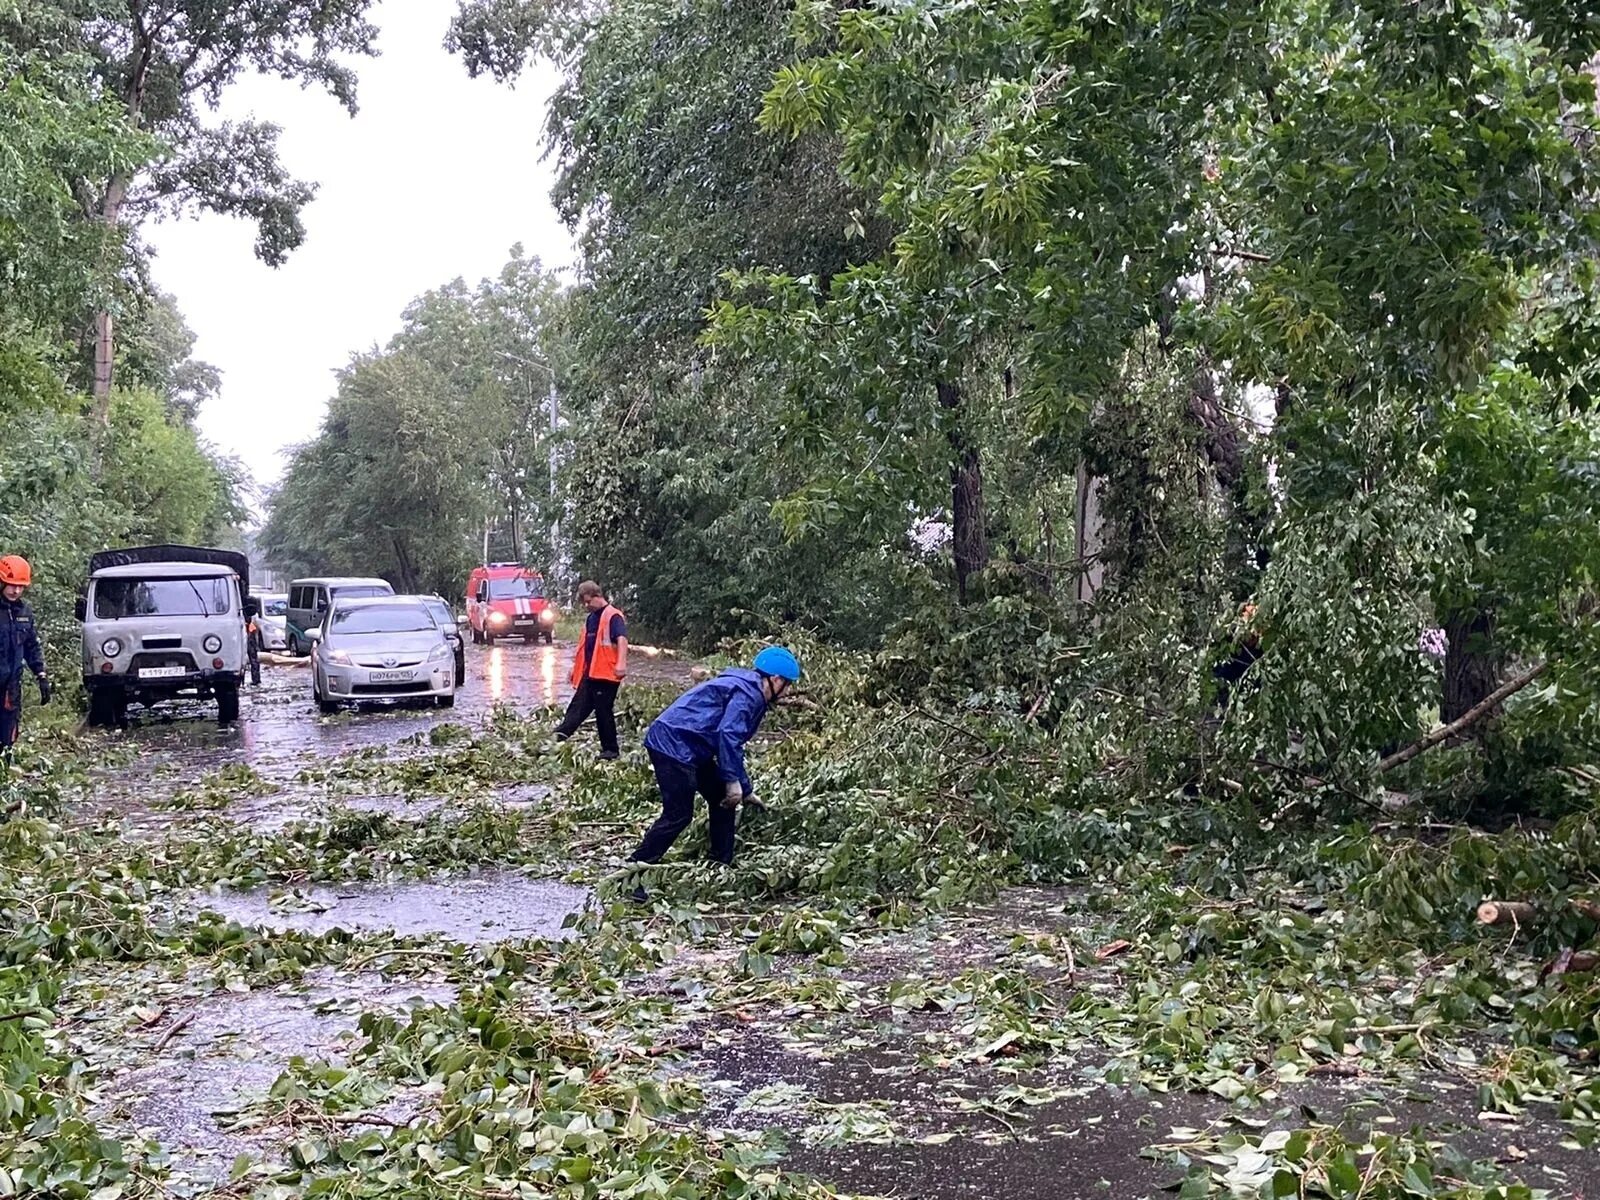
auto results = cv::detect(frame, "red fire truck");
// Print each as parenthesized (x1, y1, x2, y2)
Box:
(465, 564, 557, 644)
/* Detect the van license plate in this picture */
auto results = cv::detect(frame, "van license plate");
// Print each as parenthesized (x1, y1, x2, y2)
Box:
(139, 667, 185, 679)
(368, 670, 414, 683)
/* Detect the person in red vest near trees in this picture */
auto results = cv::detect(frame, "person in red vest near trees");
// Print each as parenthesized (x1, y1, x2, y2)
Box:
(555, 580, 627, 759)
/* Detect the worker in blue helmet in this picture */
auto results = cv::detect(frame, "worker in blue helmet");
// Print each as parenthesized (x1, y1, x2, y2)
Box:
(628, 646, 801, 868)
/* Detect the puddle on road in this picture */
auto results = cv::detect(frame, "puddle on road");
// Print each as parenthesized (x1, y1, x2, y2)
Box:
(194, 870, 591, 942)
(98, 968, 452, 1183)
(327, 783, 550, 824)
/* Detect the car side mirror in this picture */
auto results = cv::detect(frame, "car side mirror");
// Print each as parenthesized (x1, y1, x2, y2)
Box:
(308, 627, 323, 643)
(74, 597, 87, 622)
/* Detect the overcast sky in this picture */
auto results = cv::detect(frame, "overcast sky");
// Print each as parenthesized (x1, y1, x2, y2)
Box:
(146, 0, 573, 516)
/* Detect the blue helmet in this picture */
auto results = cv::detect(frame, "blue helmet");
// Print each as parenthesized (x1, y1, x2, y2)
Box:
(752, 646, 801, 682)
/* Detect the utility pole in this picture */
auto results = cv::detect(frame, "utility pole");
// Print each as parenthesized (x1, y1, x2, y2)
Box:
(494, 348, 568, 596)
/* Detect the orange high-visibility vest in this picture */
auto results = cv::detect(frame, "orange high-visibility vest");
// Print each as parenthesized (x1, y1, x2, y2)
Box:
(570, 604, 625, 686)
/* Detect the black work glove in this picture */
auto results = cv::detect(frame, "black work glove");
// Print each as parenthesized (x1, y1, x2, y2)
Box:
(36, 675, 51, 705)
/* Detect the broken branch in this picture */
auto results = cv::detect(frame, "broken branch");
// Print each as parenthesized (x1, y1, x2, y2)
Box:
(1379, 662, 1548, 773)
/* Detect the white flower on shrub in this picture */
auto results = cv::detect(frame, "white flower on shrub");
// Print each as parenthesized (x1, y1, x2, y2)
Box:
(1417, 627, 1448, 659)
(909, 516, 953, 557)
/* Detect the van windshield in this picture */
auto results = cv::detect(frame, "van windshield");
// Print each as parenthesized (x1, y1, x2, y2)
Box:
(488, 577, 544, 600)
(94, 577, 234, 619)
(330, 585, 390, 601)
(331, 605, 435, 634)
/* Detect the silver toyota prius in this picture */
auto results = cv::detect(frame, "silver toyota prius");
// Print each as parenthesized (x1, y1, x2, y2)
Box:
(311, 596, 458, 713)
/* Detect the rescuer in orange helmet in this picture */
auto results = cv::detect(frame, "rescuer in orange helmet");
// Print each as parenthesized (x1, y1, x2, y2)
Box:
(0, 556, 50, 754)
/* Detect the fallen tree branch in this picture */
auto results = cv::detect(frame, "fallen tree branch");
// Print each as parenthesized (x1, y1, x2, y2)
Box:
(1541, 948, 1600, 982)
(153, 1011, 196, 1052)
(320, 1111, 420, 1128)
(1343, 1022, 1427, 1037)
(1379, 662, 1548, 774)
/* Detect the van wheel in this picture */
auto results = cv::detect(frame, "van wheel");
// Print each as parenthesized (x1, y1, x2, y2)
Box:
(88, 690, 118, 728)
(217, 687, 241, 724)
(484, 629, 495, 647)
(545, 629, 555, 645)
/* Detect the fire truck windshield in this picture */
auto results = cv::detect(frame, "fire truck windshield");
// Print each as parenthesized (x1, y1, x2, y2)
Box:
(488, 577, 545, 601)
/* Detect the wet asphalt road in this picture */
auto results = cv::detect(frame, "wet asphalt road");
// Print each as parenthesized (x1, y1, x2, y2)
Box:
(74, 637, 694, 826)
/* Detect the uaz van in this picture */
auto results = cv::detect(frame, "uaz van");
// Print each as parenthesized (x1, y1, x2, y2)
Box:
(78, 545, 250, 725)
(284, 576, 393, 655)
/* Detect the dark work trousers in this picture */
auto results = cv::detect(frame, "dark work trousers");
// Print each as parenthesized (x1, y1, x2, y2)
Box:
(631, 749, 736, 865)
(556, 678, 620, 754)
(1, 681, 21, 749)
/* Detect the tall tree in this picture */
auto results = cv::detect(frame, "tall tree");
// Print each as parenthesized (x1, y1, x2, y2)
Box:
(0, 3, 155, 407)
(449, 0, 899, 641)
(4, 0, 380, 418)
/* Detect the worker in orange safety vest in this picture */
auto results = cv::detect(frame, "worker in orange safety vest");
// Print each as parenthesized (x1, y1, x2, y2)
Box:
(555, 580, 627, 759)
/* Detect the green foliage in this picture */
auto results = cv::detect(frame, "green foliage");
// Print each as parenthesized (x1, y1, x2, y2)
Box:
(262, 250, 566, 594)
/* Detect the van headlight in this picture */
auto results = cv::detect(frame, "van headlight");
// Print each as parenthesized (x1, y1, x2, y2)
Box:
(101, 637, 123, 657)
(203, 634, 223, 654)
(538, 608, 556, 625)
(489, 611, 509, 625)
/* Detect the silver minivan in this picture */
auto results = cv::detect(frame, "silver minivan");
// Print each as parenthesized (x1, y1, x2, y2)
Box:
(284, 577, 393, 655)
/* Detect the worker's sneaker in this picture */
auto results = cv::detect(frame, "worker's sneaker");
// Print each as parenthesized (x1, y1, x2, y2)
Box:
(628, 885, 649, 904)
(599, 750, 620, 761)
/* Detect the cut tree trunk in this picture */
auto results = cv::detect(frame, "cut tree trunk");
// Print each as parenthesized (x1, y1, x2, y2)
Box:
(938, 378, 988, 602)
(1443, 607, 1503, 726)
(1476, 901, 1536, 927)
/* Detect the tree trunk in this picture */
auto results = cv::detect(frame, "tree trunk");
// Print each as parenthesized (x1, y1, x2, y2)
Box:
(91, 175, 131, 423)
(392, 537, 418, 594)
(1443, 607, 1502, 726)
(938, 379, 988, 601)
(1074, 461, 1105, 607)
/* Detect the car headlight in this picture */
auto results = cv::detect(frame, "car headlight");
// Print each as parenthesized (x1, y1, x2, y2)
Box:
(428, 642, 452, 662)
(101, 637, 123, 657)
(327, 649, 352, 665)
(203, 634, 223, 654)
(489, 611, 509, 624)
(538, 609, 556, 624)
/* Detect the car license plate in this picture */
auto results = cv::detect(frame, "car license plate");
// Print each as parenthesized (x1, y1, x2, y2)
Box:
(368, 670, 414, 683)
(139, 667, 185, 679)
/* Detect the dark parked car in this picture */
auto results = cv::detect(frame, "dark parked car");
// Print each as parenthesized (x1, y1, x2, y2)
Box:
(418, 594, 466, 687)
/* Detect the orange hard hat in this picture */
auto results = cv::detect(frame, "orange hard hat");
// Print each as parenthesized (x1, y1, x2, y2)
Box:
(0, 556, 31, 587)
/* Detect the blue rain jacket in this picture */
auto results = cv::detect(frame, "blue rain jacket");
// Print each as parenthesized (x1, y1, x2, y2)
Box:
(643, 667, 769, 790)
(0, 598, 44, 688)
